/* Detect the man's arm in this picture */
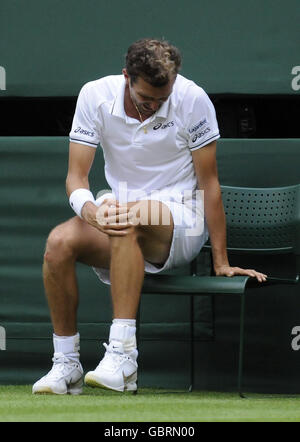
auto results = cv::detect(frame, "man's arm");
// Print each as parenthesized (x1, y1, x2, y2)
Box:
(67, 142, 132, 235)
(66, 142, 96, 196)
(66, 142, 100, 224)
(192, 141, 267, 282)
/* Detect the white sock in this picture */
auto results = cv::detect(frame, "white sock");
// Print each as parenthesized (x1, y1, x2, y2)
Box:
(109, 319, 136, 353)
(53, 332, 80, 361)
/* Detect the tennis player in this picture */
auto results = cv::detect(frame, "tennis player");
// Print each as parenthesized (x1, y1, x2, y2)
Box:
(32, 38, 267, 395)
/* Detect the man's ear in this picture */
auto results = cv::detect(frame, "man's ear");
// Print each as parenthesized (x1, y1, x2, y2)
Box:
(122, 68, 129, 84)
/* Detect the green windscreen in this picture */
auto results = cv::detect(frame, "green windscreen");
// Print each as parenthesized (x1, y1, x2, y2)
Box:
(0, 0, 299, 96)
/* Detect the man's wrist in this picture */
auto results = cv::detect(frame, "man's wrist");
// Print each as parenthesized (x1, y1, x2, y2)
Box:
(69, 188, 95, 218)
(212, 249, 229, 270)
(214, 262, 230, 270)
(81, 201, 98, 221)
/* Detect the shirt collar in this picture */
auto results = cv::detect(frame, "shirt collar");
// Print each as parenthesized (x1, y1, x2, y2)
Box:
(110, 79, 127, 119)
(155, 97, 170, 120)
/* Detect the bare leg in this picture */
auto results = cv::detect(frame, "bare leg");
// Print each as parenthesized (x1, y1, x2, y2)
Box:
(110, 227, 145, 319)
(109, 200, 174, 320)
(43, 251, 78, 336)
(43, 217, 111, 336)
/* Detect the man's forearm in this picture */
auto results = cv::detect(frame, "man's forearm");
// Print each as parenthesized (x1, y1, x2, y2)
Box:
(66, 173, 90, 198)
(203, 181, 229, 269)
(66, 173, 99, 222)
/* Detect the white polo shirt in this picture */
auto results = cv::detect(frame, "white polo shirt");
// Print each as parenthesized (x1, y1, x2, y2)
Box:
(69, 74, 220, 202)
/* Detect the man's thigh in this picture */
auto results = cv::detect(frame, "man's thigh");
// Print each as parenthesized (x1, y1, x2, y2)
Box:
(51, 199, 174, 268)
(50, 216, 111, 269)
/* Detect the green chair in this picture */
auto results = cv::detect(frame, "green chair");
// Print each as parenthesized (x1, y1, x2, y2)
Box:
(140, 184, 300, 396)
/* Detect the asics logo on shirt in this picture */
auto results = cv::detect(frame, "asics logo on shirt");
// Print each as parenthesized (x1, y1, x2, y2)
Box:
(191, 127, 211, 143)
(74, 126, 95, 137)
(153, 121, 174, 130)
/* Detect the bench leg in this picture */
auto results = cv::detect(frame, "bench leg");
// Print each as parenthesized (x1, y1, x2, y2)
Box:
(189, 295, 194, 392)
(238, 293, 246, 398)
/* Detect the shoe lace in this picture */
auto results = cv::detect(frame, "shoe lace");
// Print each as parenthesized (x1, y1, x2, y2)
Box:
(47, 352, 74, 380)
(98, 343, 129, 371)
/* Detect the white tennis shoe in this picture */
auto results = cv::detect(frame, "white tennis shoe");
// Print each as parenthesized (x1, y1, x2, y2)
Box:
(84, 341, 138, 392)
(32, 352, 84, 395)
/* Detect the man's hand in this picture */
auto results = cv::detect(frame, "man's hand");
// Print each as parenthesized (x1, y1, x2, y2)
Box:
(214, 265, 267, 283)
(81, 198, 134, 236)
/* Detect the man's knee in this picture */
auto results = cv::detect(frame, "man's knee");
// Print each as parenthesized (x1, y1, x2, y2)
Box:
(44, 223, 78, 265)
(109, 225, 142, 250)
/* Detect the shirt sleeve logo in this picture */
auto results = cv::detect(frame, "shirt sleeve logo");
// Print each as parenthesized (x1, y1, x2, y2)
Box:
(188, 118, 207, 134)
(74, 126, 95, 137)
(191, 127, 211, 143)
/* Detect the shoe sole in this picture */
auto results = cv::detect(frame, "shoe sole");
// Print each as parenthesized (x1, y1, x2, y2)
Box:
(32, 381, 83, 395)
(32, 387, 83, 395)
(32, 387, 57, 395)
(84, 373, 137, 393)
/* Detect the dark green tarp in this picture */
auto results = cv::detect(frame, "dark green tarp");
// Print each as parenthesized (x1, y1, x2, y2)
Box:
(0, 0, 299, 96)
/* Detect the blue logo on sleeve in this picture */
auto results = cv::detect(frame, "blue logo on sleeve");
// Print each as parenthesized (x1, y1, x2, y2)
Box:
(74, 126, 94, 137)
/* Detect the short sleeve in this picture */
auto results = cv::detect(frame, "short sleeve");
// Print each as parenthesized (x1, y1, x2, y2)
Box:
(183, 85, 220, 151)
(69, 82, 101, 148)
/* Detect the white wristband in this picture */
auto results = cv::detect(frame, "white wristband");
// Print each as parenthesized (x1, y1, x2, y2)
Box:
(69, 188, 95, 218)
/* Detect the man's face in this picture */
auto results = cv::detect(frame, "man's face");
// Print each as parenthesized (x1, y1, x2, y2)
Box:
(124, 70, 176, 118)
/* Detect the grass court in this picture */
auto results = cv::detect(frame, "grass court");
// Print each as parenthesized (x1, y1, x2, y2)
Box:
(1, 385, 300, 422)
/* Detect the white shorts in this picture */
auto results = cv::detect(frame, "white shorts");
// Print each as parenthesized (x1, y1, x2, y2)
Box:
(92, 192, 209, 285)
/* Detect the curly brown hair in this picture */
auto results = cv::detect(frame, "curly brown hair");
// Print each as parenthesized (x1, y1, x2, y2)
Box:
(125, 38, 182, 87)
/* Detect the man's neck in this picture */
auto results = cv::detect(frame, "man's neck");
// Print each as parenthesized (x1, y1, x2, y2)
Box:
(124, 84, 141, 121)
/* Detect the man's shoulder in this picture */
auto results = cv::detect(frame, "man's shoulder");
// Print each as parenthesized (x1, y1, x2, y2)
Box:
(79, 75, 123, 102)
(173, 74, 208, 105)
(84, 74, 123, 89)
